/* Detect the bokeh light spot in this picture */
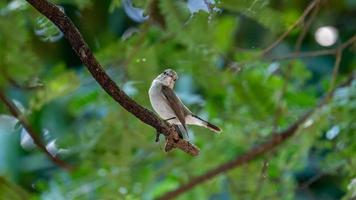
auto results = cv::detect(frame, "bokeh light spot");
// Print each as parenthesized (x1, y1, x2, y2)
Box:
(314, 26, 338, 47)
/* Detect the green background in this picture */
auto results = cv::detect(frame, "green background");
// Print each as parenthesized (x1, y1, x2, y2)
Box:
(0, 0, 355, 199)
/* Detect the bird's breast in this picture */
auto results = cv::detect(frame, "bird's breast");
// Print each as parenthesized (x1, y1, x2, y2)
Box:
(149, 83, 177, 122)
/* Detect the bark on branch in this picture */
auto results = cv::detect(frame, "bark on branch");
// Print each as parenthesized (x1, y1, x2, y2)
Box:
(25, 0, 199, 156)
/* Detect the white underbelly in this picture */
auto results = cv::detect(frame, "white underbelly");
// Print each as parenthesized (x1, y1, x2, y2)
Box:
(149, 84, 181, 124)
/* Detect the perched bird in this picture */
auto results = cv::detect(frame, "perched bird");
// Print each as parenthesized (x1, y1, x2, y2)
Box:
(148, 69, 221, 139)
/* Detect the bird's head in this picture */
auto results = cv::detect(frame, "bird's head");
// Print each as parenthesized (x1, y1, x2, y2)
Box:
(155, 69, 178, 88)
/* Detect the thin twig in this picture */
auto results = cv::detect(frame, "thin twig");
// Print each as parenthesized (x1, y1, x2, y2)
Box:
(0, 90, 72, 170)
(326, 49, 342, 102)
(330, 49, 342, 89)
(148, 0, 166, 28)
(252, 159, 269, 200)
(340, 34, 356, 50)
(299, 172, 325, 190)
(261, 0, 321, 55)
(269, 34, 356, 61)
(25, 0, 199, 156)
(156, 73, 355, 200)
(298, 164, 343, 190)
(293, 46, 343, 194)
(295, 1, 321, 52)
(269, 49, 336, 60)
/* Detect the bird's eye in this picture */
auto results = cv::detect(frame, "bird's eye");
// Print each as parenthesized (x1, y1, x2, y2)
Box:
(164, 72, 168, 75)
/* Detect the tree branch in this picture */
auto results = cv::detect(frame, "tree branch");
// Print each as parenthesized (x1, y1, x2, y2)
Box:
(328, 49, 342, 94)
(268, 49, 336, 60)
(268, 34, 356, 60)
(0, 90, 72, 170)
(295, 1, 321, 52)
(148, 0, 166, 28)
(156, 74, 355, 200)
(24, 0, 199, 156)
(261, 0, 321, 55)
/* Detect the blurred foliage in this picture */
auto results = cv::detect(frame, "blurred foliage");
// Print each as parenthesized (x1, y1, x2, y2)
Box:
(0, 0, 355, 200)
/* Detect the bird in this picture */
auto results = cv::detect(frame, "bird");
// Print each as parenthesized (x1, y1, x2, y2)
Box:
(148, 69, 221, 139)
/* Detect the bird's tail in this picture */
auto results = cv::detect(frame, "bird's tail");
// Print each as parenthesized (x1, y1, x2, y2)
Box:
(190, 115, 222, 133)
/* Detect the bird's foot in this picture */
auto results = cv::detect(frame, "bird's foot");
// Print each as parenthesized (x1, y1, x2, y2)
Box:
(155, 131, 161, 142)
(173, 125, 184, 139)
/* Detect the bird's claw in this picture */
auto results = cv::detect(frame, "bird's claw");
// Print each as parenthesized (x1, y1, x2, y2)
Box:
(155, 131, 161, 142)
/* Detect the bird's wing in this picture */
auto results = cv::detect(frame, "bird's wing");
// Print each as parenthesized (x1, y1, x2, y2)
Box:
(161, 85, 190, 130)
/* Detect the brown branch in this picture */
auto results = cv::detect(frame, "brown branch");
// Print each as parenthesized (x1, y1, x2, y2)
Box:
(148, 0, 166, 28)
(328, 49, 342, 95)
(295, 1, 321, 52)
(25, 0, 199, 156)
(268, 34, 356, 60)
(156, 74, 355, 200)
(0, 90, 72, 170)
(298, 164, 343, 190)
(268, 49, 336, 60)
(261, 0, 320, 55)
(340, 34, 356, 50)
